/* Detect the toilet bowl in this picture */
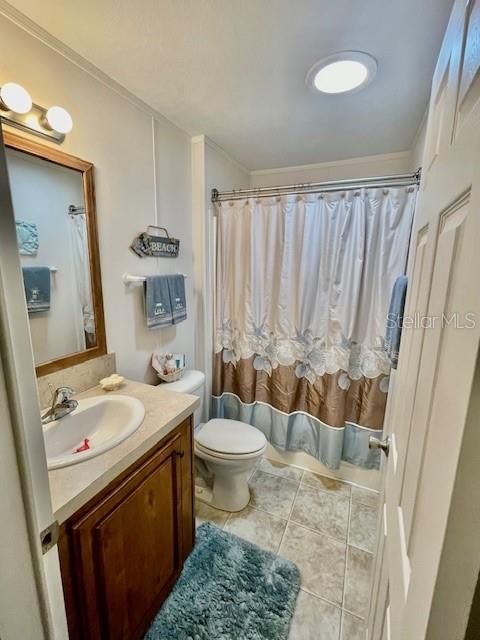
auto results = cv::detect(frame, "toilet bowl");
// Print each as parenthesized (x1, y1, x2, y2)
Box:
(158, 369, 267, 512)
(195, 418, 267, 511)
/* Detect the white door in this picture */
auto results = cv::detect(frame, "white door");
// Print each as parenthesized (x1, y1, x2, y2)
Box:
(370, 0, 480, 638)
(0, 124, 68, 638)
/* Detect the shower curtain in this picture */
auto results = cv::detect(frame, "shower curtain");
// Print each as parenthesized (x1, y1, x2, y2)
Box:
(69, 213, 95, 346)
(212, 187, 417, 469)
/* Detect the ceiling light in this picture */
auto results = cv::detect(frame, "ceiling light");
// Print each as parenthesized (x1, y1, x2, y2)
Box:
(45, 106, 73, 134)
(306, 52, 377, 95)
(0, 82, 32, 114)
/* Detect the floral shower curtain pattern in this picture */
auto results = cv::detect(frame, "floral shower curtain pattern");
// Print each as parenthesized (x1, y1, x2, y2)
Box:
(212, 187, 417, 469)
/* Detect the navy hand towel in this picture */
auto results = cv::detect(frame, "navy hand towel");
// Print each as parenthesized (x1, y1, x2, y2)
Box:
(22, 266, 51, 313)
(144, 276, 173, 328)
(385, 275, 408, 369)
(168, 274, 187, 324)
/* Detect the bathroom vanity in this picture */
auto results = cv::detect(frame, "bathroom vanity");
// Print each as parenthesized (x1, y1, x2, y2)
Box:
(48, 381, 199, 640)
(5, 130, 201, 638)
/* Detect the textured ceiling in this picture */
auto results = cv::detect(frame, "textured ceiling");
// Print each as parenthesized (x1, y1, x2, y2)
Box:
(6, 0, 454, 170)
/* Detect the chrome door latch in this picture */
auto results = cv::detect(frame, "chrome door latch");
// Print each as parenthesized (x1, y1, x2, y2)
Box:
(40, 520, 59, 554)
(369, 435, 391, 456)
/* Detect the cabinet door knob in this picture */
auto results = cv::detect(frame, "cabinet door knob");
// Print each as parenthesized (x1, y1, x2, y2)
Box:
(177, 450, 185, 458)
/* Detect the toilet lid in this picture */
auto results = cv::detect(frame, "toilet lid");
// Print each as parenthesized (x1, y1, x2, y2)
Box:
(196, 419, 266, 455)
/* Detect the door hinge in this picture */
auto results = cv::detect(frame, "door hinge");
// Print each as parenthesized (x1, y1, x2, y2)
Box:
(40, 520, 59, 554)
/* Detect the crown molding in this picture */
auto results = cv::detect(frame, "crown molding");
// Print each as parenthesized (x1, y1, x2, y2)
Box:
(0, 0, 191, 139)
(250, 150, 411, 176)
(410, 107, 428, 163)
(0, 1, 424, 177)
(204, 136, 250, 175)
(191, 135, 250, 175)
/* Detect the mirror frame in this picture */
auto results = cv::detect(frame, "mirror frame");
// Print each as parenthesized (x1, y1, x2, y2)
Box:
(3, 129, 107, 376)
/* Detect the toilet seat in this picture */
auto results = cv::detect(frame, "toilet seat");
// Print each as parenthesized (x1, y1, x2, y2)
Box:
(195, 418, 266, 457)
(195, 440, 265, 461)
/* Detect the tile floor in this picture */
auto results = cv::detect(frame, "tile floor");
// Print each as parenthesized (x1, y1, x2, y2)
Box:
(195, 456, 380, 640)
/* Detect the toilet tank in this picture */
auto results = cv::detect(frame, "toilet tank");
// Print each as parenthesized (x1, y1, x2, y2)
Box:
(160, 369, 205, 427)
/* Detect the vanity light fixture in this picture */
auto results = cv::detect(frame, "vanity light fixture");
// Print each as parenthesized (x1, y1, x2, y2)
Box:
(0, 82, 72, 143)
(306, 51, 377, 95)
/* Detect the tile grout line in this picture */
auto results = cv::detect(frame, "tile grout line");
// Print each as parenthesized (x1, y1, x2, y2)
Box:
(342, 605, 368, 621)
(244, 503, 290, 522)
(199, 469, 378, 551)
(259, 465, 355, 506)
(226, 499, 367, 550)
(262, 455, 381, 494)
(297, 478, 352, 501)
(256, 463, 379, 507)
(253, 468, 303, 488)
(298, 585, 344, 612)
(241, 481, 355, 547)
(223, 511, 232, 530)
(288, 514, 349, 546)
(277, 469, 304, 555)
(340, 491, 354, 637)
(258, 462, 304, 483)
(255, 466, 354, 545)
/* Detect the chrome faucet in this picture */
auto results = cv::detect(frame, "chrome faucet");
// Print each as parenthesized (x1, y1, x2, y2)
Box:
(41, 386, 78, 425)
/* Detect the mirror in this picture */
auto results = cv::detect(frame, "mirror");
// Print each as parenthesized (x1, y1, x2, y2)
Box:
(4, 130, 106, 376)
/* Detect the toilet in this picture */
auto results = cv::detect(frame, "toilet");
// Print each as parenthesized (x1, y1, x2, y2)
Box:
(161, 369, 267, 511)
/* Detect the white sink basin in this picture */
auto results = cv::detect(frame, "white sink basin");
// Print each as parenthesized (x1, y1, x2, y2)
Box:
(44, 395, 145, 470)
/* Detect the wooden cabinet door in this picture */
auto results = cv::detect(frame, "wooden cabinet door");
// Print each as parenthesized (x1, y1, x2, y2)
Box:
(70, 432, 186, 640)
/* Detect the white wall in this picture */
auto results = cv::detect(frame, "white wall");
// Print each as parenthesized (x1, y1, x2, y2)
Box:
(249, 150, 412, 188)
(409, 112, 428, 172)
(0, 14, 194, 384)
(191, 135, 249, 418)
(205, 138, 250, 201)
(7, 149, 86, 364)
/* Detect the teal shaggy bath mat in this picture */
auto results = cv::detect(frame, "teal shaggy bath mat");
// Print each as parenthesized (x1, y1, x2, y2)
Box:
(144, 522, 301, 640)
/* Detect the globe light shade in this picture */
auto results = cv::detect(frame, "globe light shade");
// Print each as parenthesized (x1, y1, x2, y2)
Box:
(0, 82, 32, 114)
(46, 106, 73, 134)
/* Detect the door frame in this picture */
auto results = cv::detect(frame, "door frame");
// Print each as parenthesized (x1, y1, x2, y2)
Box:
(0, 124, 68, 638)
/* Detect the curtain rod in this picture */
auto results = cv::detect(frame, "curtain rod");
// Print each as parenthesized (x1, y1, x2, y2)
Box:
(211, 168, 421, 202)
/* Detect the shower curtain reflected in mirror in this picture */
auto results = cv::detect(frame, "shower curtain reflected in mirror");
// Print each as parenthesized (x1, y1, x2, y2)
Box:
(212, 187, 417, 469)
(69, 211, 95, 347)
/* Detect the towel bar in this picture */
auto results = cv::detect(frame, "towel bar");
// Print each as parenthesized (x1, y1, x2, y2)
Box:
(122, 273, 187, 284)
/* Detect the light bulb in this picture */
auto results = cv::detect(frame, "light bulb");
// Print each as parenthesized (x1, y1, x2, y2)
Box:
(0, 82, 32, 114)
(306, 52, 377, 96)
(46, 106, 73, 134)
(314, 60, 368, 94)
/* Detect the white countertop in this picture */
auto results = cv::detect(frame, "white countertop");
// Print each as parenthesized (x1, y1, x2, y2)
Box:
(48, 380, 199, 524)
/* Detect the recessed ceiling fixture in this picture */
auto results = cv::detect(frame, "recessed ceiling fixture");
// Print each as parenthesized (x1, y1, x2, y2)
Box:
(306, 51, 377, 95)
